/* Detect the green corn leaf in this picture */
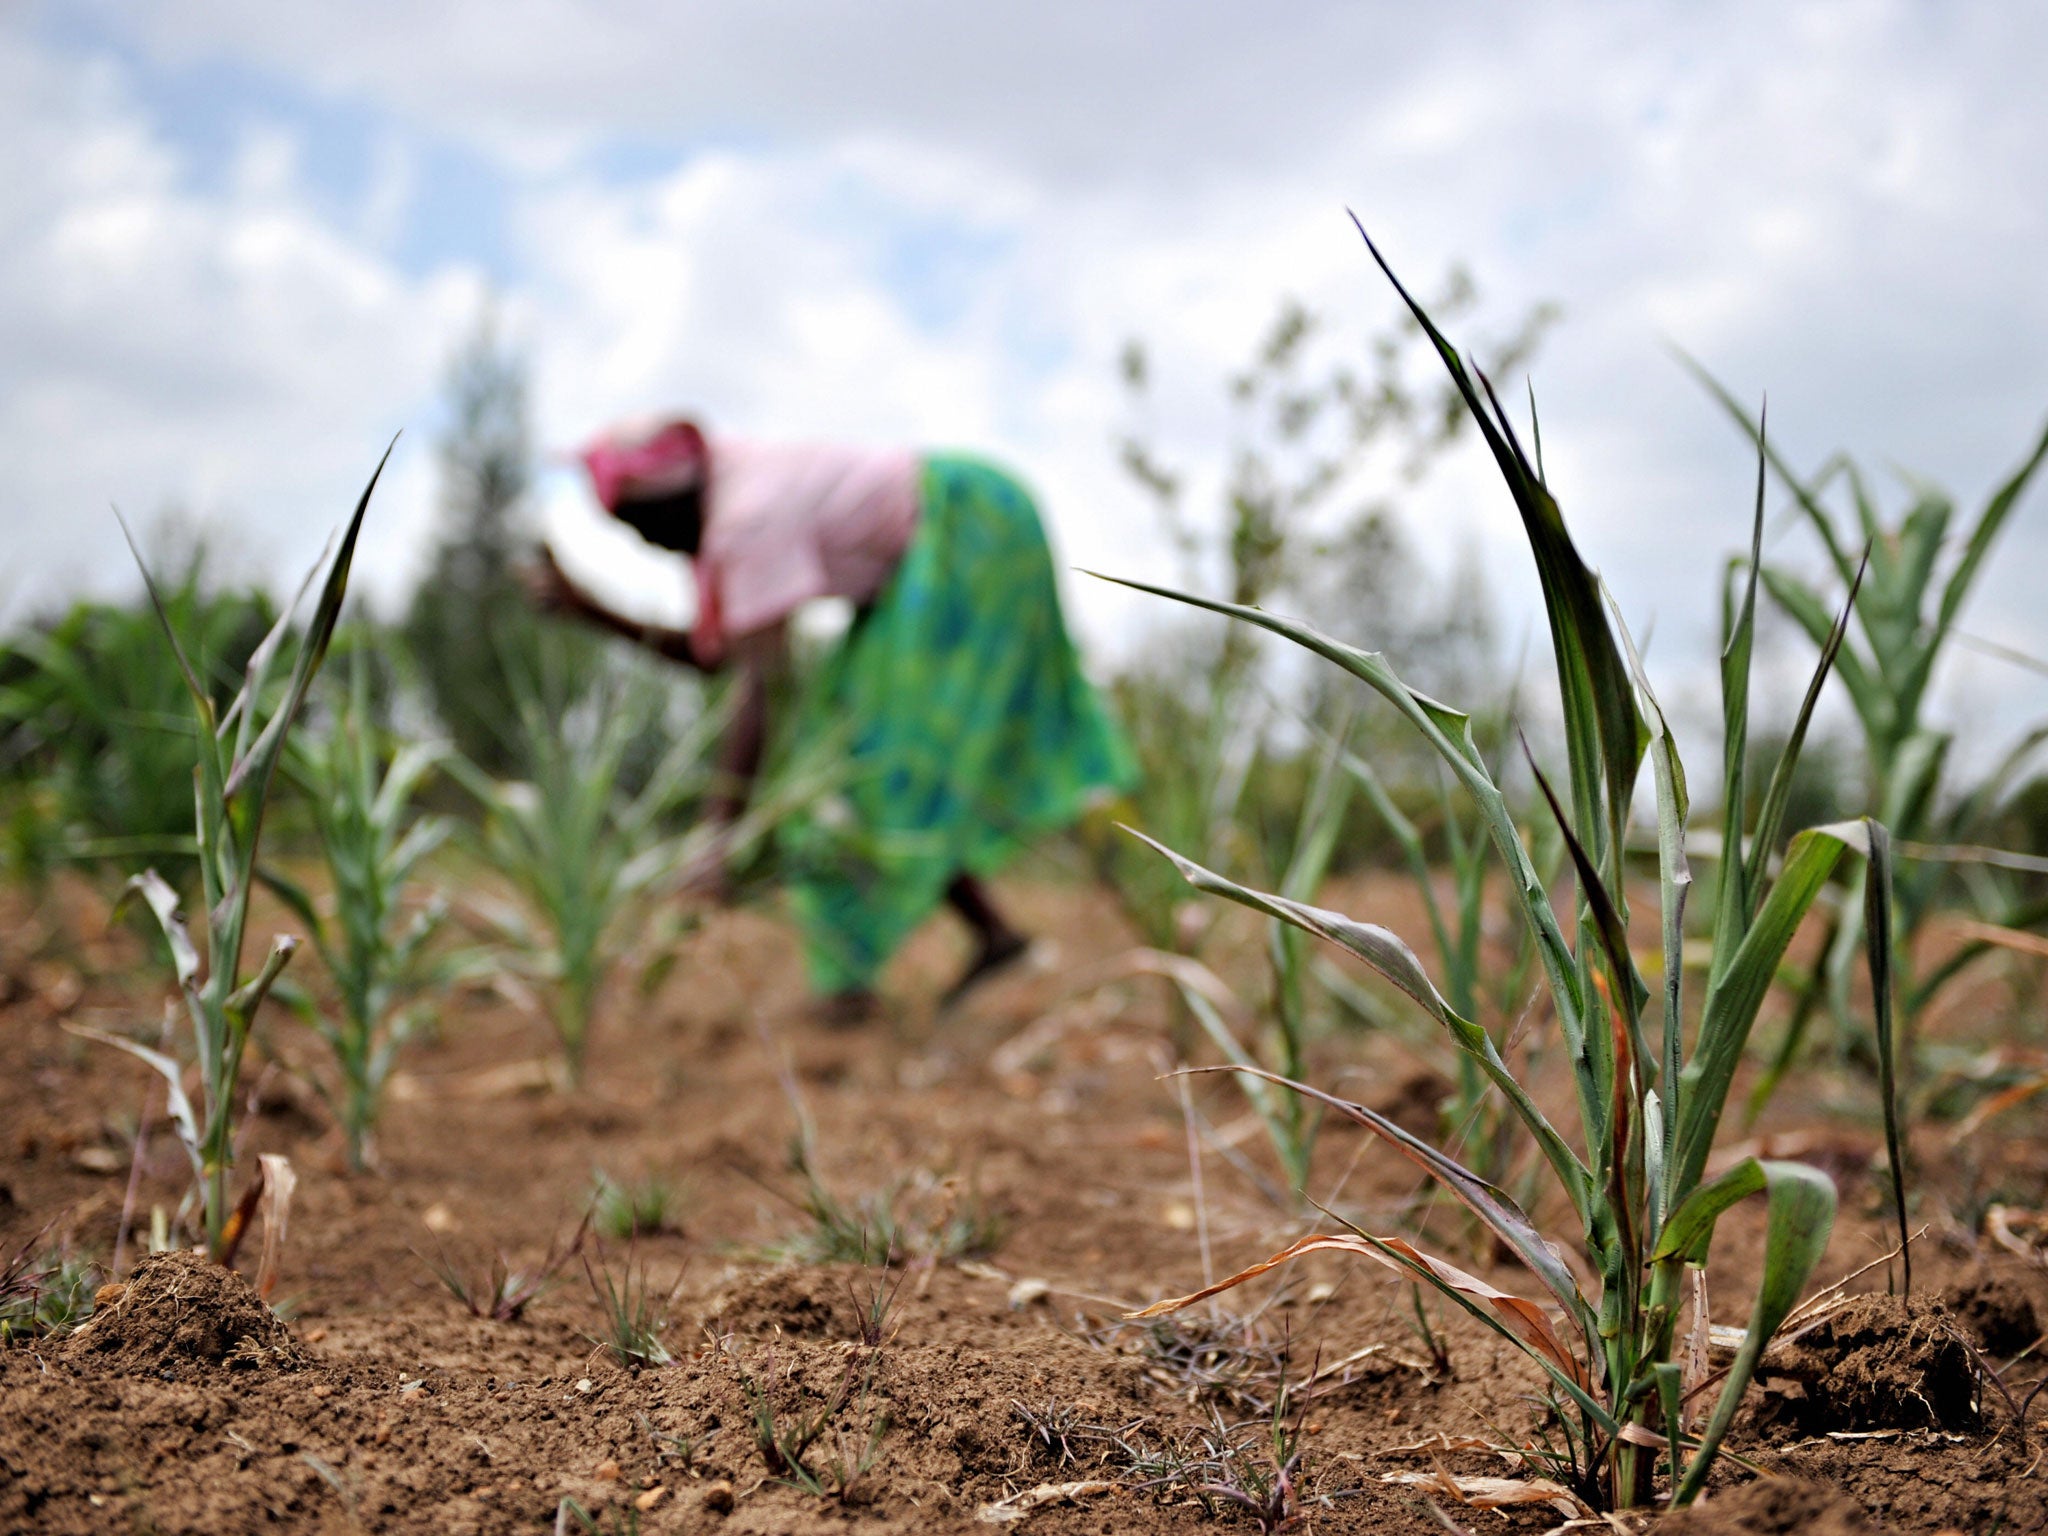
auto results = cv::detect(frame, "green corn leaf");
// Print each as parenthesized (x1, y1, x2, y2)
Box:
(1606, 587, 1689, 1181)
(1941, 723, 2048, 836)
(220, 550, 325, 758)
(1653, 1155, 1773, 1265)
(1844, 462, 1886, 561)
(1935, 412, 2048, 638)
(1890, 493, 1950, 627)
(1653, 1362, 1686, 1491)
(112, 509, 210, 718)
(1674, 1161, 1836, 1504)
(370, 741, 450, 833)
(385, 814, 454, 886)
(1526, 743, 1646, 1039)
(1881, 728, 1949, 833)
(225, 934, 300, 1021)
(1675, 823, 1864, 1189)
(1125, 826, 1593, 1217)
(1712, 417, 1769, 974)
(1677, 353, 1858, 590)
(221, 439, 390, 804)
(1643, 1091, 1669, 1235)
(1744, 549, 1869, 904)
(1355, 216, 1642, 889)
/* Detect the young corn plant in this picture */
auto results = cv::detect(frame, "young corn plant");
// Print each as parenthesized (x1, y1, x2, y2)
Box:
(1117, 228, 1901, 1511)
(465, 654, 830, 1085)
(462, 665, 722, 1086)
(72, 452, 385, 1262)
(271, 645, 452, 1171)
(1688, 368, 2048, 1104)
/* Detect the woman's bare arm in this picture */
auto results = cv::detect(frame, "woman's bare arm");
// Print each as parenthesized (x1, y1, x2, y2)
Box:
(706, 624, 787, 823)
(519, 545, 706, 670)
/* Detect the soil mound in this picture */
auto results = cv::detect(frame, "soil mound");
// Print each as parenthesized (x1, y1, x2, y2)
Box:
(1940, 1266, 2041, 1357)
(701, 1263, 851, 1338)
(1764, 1294, 1978, 1433)
(58, 1249, 306, 1377)
(1661, 1476, 1873, 1536)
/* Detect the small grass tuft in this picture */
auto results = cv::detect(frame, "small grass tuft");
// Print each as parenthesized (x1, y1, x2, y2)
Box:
(725, 1337, 892, 1501)
(639, 1410, 716, 1475)
(0, 1238, 98, 1343)
(420, 1213, 588, 1322)
(590, 1170, 681, 1243)
(582, 1246, 675, 1367)
(766, 1140, 1006, 1267)
(554, 1496, 638, 1536)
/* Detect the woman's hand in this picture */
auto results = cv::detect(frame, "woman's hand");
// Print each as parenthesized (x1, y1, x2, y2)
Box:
(676, 827, 736, 906)
(516, 544, 582, 616)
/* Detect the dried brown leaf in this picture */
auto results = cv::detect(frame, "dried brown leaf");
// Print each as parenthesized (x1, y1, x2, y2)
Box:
(1129, 1232, 1589, 1391)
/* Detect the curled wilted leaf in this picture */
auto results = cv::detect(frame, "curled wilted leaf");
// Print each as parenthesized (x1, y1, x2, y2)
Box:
(1130, 1230, 1589, 1394)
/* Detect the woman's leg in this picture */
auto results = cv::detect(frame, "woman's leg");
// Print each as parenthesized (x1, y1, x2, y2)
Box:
(941, 873, 1030, 1005)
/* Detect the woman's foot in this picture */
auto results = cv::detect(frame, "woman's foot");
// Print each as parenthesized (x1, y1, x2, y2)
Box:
(940, 872, 1031, 1010)
(939, 930, 1032, 1012)
(814, 988, 882, 1028)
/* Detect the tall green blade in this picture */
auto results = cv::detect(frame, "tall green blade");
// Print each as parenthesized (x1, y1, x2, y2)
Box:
(1864, 819, 1909, 1296)
(1711, 432, 1767, 984)
(1677, 352, 1858, 590)
(1525, 746, 1648, 1109)
(1607, 588, 1689, 1203)
(1759, 568, 1884, 735)
(1355, 216, 1643, 894)
(1744, 549, 1869, 903)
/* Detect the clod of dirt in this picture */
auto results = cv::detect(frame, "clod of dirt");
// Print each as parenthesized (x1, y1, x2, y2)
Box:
(1660, 1476, 1873, 1536)
(1762, 1294, 1978, 1433)
(1939, 1266, 2041, 1357)
(58, 1249, 306, 1376)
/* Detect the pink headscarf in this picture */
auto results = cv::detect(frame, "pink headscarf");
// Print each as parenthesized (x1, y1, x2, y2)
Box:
(577, 417, 708, 512)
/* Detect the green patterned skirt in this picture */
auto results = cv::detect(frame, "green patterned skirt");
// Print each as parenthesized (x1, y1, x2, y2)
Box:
(782, 455, 1135, 992)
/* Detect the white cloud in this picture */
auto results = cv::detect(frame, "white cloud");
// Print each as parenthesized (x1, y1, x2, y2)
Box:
(0, 22, 483, 621)
(10, 0, 2048, 756)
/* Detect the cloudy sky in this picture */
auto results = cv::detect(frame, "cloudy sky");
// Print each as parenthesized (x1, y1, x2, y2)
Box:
(7, 0, 2048, 743)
